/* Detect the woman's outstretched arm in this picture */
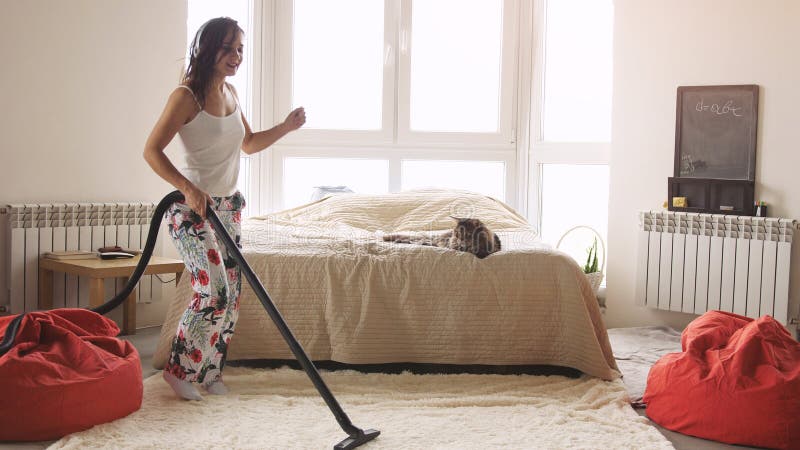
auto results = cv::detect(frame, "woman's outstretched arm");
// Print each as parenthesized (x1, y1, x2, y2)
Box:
(229, 84, 306, 155)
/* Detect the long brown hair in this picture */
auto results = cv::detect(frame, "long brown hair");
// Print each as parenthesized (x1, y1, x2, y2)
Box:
(183, 17, 244, 107)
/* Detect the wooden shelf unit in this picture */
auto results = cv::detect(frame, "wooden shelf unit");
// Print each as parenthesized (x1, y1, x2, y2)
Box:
(667, 177, 755, 216)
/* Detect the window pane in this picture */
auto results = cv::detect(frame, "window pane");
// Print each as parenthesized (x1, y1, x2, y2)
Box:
(540, 164, 609, 268)
(293, 0, 384, 130)
(542, 0, 613, 142)
(401, 160, 505, 201)
(283, 158, 389, 209)
(410, 0, 503, 132)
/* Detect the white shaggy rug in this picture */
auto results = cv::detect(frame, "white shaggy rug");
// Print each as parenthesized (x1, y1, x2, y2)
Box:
(50, 367, 673, 449)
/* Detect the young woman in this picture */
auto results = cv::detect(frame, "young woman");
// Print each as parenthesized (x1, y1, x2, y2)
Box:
(143, 17, 305, 400)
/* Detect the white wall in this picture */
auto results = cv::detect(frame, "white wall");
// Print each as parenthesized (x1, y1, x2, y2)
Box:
(607, 0, 800, 330)
(0, 0, 187, 327)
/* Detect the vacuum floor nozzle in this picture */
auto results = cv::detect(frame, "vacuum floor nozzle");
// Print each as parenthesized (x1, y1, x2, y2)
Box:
(335, 429, 381, 450)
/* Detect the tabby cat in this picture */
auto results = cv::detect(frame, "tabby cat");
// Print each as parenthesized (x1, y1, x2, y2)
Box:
(383, 217, 501, 259)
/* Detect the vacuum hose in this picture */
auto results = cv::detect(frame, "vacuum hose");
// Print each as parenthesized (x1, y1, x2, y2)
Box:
(0, 190, 379, 449)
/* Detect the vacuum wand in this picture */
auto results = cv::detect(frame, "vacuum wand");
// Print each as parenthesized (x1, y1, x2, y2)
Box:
(204, 198, 380, 450)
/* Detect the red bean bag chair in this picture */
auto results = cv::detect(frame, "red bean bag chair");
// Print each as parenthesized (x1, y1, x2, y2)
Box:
(644, 310, 800, 450)
(0, 308, 142, 441)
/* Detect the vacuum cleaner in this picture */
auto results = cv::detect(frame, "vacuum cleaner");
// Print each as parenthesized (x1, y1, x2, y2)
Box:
(0, 190, 379, 449)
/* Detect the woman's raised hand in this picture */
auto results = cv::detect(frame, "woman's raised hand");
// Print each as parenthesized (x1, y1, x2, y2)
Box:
(282, 107, 306, 132)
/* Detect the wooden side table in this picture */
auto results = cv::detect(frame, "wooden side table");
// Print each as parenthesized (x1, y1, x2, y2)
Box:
(38, 255, 185, 335)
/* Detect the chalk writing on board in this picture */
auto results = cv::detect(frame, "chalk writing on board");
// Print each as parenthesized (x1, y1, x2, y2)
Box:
(694, 98, 744, 117)
(674, 85, 758, 181)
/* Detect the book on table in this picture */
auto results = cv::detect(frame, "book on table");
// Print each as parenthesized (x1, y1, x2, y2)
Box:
(98, 246, 141, 255)
(97, 246, 138, 259)
(43, 250, 98, 260)
(99, 252, 136, 260)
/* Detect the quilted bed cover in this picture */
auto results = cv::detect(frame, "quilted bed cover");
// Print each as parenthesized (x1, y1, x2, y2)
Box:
(153, 190, 619, 380)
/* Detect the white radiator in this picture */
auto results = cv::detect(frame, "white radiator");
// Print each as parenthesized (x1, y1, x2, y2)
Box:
(635, 211, 796, 325)
(0, 202, 163, 315)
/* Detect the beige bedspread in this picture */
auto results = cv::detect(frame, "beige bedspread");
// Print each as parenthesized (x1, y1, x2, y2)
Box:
(153, 190, 620, 380)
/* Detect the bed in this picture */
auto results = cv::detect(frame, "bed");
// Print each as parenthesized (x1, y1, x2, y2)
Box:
(153, 189, 620, 380)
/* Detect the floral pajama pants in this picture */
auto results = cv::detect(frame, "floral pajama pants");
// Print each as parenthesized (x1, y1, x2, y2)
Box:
(164, 191, 245, 385)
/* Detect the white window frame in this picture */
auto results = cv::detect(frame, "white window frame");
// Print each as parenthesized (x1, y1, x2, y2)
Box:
(527, 0, 611, 232)
(272, 0, 397, 145)
(241, 0, 266, 216)
(249, 0, 272, 215)
(272, 0, 518, 148)
(266, 146, 517, 211)
(395, 0, 519, 147)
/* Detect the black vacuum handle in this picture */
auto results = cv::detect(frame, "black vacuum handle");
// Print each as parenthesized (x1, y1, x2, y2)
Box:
(204, 203, 379, 447)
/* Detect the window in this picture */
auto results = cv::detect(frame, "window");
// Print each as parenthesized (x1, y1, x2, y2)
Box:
(282, 158, 389, 209)
(398, 0, 516, 144)
(291, 0, 385, 131)
(539, 164, 608, 245)
(277, 0, 514, 141)
(542, 0, 613, 142)
(408, 0, 503, 133)
(401, 160, 506, 200)
(532, 0, 613, 265)
(268, 147, 514, 210)
(267, 0, 518, 211)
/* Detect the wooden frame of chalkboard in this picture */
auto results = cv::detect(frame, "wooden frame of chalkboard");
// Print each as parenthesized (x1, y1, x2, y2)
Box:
(674, 85, 758, 181)
(668, 177, 754, 215)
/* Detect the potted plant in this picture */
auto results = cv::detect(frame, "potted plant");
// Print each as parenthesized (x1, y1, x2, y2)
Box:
(556, 226, 606, 295)
(583, 237, 604, 294)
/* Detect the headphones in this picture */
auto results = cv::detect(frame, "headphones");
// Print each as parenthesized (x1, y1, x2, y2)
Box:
(190, 21, 210, 58)
(189, 18, 240, 61)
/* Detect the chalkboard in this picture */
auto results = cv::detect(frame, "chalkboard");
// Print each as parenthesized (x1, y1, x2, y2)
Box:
(674, 85, 758, 181)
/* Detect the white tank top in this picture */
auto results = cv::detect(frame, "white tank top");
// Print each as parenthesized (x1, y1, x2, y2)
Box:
(176, 84, 245, 197)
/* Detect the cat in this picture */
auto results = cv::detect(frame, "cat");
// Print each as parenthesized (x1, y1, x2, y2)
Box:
(383, 217, 501, 259)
